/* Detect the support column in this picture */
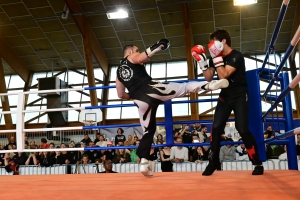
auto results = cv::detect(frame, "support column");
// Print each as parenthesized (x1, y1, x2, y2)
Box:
(182, 3, 199, 120)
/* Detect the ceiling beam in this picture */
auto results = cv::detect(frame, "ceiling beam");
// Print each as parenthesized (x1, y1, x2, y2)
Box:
(0, 37, 30, 82)
(64, 0, 109, 76)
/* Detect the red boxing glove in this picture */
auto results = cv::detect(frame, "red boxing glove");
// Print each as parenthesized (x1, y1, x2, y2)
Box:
(208, 41, 224, 68)
(191, 45, 208, 71)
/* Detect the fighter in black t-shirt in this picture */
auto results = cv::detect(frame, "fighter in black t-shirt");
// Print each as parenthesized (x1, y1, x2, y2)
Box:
(116, 39, 229, 176)
(191, 29, 263, 176)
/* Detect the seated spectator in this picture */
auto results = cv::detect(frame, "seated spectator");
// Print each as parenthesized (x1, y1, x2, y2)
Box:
(39, 152, 54, 167)
(94, 132, 101, 144)
(115, 128, 126, 145)
(29, 140, 37, 149)
(155, 134, 164, 144)
(133, 135, 139, 143)
(198, 125, 209, 142)
(81, 154, 90, 165)
(131, 140, 140, 163)
(170, 138, 188, 163)
(112, 147, 131, 164)
(220, 138, 236, 162)
(235, 139, 249, 160)
(40, 138, 50, 149)
(99, 160, 117, 173)
(81, 133, 92, 146)
(98, 150, 107, 163)
(105, 141, 115, 161)
(96, 135, 107, 147)
(4, 136, 16, 150)
(296, 135, 300, 159)
(12, 152, 28, 165)
(278, 145, 287, 160)
(191, 146, 205, 163)
(25, 151, 39, 165)
(124, 134, 134, 146)
(4, 153, 19, 175)
(160, 142, 173, 172)
(68, 143, 81, 164)
(84, 141, 99, 163)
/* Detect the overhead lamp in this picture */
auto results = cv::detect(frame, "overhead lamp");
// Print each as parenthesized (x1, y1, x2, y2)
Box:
(234, 0, 257, 6)
(107, 10, 128, 19)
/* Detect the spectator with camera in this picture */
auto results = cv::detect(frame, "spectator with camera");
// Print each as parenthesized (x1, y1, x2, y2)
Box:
(178, 125, 193, 143)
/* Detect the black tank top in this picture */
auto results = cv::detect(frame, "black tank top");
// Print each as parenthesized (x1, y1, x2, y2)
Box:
(117, 57, 152, 96)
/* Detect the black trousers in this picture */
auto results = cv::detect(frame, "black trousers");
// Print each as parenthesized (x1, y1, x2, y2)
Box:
(131, 80, 208, 159)
(210, 93, 262, 165)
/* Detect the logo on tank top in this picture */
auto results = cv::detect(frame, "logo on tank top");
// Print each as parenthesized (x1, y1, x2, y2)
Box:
(119, 65, 133, 81)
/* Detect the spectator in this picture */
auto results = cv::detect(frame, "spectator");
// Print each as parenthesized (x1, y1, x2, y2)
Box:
(297, 135, 300, 159)
(25, 152, 39, 165)
(99, 160, 117, 173)
(278, 145, 287, 160)
(94, 132, 101, 144)
(198, 125, 209, 142)
(220, 138, 236, 162)
(170, 138, 189, 163)
(192, 146, 205, 163)
(115, 128, 126, 145)
(149, 143, 158, 172)
(105, 141, 115, 161)
(155, 134, 164, 144)
(159, 141, 173, 172)
(4, 136, 16, 150)
(4, 153, 19, 175)
(96, 135, 107, 147)
(235, 139, 249, 161)
(81, 133, 92, 146)
(24, 135, 29, 146)
(29, 140, 37, 149)
(69, 143, 81, 164)
(112, 147, 131, 164)
(40, 138, 50, 149)
(179, 125, 193, 143)
(124, 134, 134, 146)
(131, 140, 141, 163)
(12, 152, 28, 165)
(39, 152, 54, 167)
(84, 141, 99, 163)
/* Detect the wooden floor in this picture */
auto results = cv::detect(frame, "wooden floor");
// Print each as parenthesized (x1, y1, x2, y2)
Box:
(1, 170, 300, 200)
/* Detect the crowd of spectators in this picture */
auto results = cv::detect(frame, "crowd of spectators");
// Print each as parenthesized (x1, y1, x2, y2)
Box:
(1, 124, 299, 175)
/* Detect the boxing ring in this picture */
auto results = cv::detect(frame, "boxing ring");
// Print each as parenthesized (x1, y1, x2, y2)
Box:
(0, 0, 300, 199)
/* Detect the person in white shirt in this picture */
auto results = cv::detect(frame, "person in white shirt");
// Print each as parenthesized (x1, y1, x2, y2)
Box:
(170, 138, 188, 163)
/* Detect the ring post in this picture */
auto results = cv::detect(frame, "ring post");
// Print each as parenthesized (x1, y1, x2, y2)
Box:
(164, 100, 174, 146)
(246, 69, 266, 161)
(280, 72, 298, 170)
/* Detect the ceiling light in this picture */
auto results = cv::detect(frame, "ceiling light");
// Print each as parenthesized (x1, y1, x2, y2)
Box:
(234, 0, 257, 6)
(107, 10, 128, 19)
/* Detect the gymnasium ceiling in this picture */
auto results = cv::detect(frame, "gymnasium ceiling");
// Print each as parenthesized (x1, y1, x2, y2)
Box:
(0, 0, 298, 77)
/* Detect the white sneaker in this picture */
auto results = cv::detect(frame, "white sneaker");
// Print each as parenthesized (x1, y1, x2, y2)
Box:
(204, 79, 229, 91)
(140, 158, 153, 177)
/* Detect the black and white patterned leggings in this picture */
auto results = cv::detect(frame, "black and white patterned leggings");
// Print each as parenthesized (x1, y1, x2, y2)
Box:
(131, 80, 207, 159)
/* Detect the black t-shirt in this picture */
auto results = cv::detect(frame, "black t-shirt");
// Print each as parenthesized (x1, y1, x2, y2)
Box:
(211, 49, 248, 97)
(296, 145, 300, 155)
(115, 135, 126, 145)
(117, 57, 152, 97)
(182, 132, 193, 143)
(105, 150, 115, 161)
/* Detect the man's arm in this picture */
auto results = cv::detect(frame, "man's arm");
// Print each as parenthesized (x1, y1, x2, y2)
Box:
(116, 77, 131, 100)
(215, 65, 236, 79)
(184, 148, 189, 161)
